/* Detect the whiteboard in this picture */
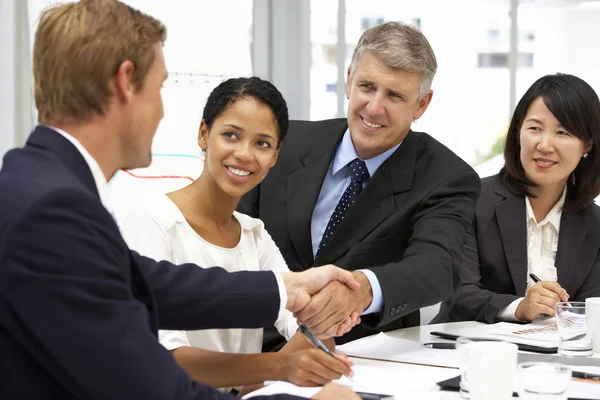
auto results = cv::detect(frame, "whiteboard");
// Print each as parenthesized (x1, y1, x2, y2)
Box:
(28, 0, 254, 221)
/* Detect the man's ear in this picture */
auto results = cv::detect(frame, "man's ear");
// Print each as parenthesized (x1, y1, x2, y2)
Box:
(413, 90, 433, 121)
(346, 67, 352, 100)
(113, 60, 136, 104)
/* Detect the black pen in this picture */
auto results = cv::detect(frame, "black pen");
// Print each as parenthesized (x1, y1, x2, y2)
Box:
(530, 272, 571, 307)
(298, 324, 354, 382)
(572, 370, 600, 382)
(422, 342, 456, 350)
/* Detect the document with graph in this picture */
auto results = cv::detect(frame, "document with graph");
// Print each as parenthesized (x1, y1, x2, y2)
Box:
(431, 318, 559, 353)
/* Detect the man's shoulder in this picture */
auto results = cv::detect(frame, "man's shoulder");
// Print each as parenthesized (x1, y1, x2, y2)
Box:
(288, 118, 347, 140)
(0, 146, 96, 234)
(410, 130, 475, 177)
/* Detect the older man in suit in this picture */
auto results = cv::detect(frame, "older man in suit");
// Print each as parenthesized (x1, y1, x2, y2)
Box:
(239, 21, 481, 347)
(0, 1, 359, 399)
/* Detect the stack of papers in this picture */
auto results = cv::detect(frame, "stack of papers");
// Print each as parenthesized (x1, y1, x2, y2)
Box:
(336, 332, 462, 368)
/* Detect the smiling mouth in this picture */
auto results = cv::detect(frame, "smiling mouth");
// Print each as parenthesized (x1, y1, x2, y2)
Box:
(535, 159, 557, 165)
(226, 166, 252, 177)
(361, 116, 383, 129)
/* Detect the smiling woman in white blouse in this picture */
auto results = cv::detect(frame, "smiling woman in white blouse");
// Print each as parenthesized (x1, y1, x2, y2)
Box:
(120, 77, 356, 391)
(434, 73, 600, 324)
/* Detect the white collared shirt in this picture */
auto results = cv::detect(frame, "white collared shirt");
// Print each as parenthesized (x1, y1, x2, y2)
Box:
(498, 187, 566, 321)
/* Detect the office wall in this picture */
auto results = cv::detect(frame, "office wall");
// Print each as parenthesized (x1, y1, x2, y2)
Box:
(0, 0, 33, 166)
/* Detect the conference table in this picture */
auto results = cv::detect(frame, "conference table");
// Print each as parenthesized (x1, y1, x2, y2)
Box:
(247, 321, 600, 399)
(345, 321, 600, 399)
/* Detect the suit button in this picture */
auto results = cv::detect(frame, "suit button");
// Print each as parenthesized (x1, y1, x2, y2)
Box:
(400, 304, 407, 312)
(389, 308, 396, 316)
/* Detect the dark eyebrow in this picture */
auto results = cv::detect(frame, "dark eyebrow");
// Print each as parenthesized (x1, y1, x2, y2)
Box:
(524, 118, 566, 130)
(256, 133, 276, 139)
(224, 124, 244, 131)
(524, 118, 543, 125)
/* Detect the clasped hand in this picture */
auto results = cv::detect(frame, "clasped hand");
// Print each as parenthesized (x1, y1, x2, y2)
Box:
(284, 268, 371, 338)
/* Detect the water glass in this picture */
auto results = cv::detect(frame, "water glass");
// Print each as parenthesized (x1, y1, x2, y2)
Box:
(516, 362, 571, 400)
(555, 302, 597, 357)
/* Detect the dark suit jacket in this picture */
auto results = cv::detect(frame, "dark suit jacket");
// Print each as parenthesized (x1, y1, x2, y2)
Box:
(0, 126, 302, 400)
(433, 174, 600, 324)
(238, 119, 481, 344)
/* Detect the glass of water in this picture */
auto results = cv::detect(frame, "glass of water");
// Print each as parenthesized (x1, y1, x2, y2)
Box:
(555, 302, 597, 357)
(516, 362, 571, 400)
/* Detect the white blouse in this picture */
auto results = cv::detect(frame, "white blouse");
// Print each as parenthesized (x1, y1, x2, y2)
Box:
(498, 187, 566, 321)
(119, 195, 298, 355)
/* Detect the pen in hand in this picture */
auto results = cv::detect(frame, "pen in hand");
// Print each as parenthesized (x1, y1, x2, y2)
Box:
(422, 342, 456, 350)
(298, 323, 355, 383)
(529, 273, 571, 315)
(529, 273, 541, 283)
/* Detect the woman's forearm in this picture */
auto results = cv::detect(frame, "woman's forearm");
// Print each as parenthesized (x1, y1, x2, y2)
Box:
(279, 332, 336, 353)
(171, 346, 289, 388)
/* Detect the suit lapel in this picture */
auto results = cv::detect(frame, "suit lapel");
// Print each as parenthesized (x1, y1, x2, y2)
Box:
(494, 183, 528, 296)
(286, 120, 348, 267)
(316, 131, 417, 265)
(555, 211, 586, 291)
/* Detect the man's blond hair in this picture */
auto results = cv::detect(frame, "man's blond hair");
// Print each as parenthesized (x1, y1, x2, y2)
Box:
(33, 0, 166, 124)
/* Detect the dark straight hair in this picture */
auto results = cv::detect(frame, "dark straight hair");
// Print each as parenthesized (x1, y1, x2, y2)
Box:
(201, 77, 289, 147)
(500, 73, 600, 212)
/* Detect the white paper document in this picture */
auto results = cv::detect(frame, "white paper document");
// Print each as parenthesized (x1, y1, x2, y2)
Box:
(243, 364, 460, 399)
(336, 332, 463, 368)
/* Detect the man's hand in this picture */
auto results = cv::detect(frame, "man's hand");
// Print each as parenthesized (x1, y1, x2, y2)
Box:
(281, 265, 360, 313)
(515, 281, 569, 321)
(312, 383, 361, 399)
(294, 271, 372, 337)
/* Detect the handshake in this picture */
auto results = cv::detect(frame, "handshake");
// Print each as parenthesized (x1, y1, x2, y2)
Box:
(281, 265, 373, 338)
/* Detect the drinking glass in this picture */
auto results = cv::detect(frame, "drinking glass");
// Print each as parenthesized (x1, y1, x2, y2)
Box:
(516, 362, 571, 400)
(555, 302, 597, 357)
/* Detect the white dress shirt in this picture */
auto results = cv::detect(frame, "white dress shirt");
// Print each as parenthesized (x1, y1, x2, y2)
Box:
(497, 187, 566, 321)
(119, 195, 298, 354)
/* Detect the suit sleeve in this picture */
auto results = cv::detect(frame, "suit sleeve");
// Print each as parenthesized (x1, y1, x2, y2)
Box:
(0, 189, 301, 400)
(442, 218, 520, 324)
(367, 169, 482, 327)
(256, 226, 299, 341)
